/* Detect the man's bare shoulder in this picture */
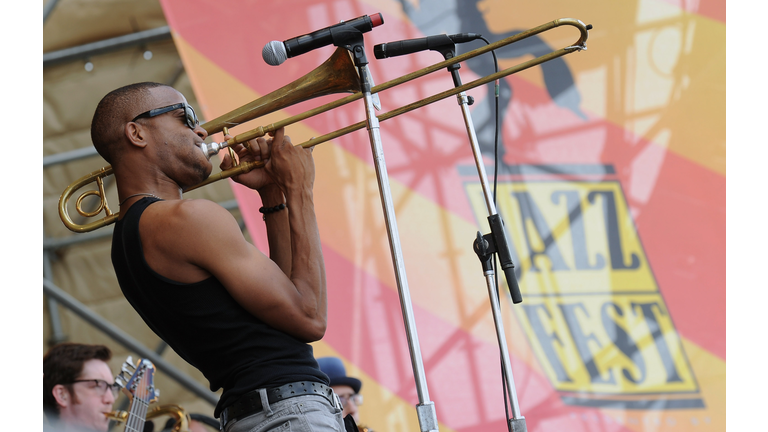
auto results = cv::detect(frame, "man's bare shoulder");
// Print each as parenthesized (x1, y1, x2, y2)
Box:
(142, 198, 237, 233)
(151, 198, 227, 216)
(136, 199, 246, 281)
(140, 198, 246, 260)
(173, 198, 230, 216)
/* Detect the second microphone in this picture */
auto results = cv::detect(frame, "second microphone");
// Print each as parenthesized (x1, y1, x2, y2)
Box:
(374, 33, 482, 59)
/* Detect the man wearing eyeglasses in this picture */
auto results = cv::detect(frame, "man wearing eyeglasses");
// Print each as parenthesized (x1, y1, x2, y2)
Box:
(43, 343, 116, 432)
(90, 82, 341, 432)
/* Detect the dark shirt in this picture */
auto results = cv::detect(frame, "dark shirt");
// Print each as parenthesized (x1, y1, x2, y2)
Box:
(111, 197, 327, 417)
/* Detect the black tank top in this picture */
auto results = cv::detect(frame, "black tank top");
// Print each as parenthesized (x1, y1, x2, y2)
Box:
(111, 197, 328, 417)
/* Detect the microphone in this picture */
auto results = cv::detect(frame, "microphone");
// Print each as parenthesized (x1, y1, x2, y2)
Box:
(373, 33, 482, 59)
(263, 13, 384, 66)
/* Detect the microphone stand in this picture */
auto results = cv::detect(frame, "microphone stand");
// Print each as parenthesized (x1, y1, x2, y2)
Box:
(431, 41, 527, 432)
(330, 24, 440, 432)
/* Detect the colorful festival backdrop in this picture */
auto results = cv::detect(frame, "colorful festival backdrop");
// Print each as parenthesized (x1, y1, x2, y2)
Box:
(158, 0, 725, 431)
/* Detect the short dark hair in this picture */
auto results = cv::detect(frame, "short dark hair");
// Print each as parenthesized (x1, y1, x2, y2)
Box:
(43, 342, 112, 418)
(91, 82, 168, 164)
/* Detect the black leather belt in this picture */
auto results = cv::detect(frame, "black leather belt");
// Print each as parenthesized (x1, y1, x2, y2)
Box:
(219, 382, 336, 430)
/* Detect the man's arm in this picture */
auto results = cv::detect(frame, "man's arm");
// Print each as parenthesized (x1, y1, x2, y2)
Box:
(262, 131, 327, 335)
(218, 132, 294, 276)
(169, 129, 326, 341)
(259, 184, 292, 277)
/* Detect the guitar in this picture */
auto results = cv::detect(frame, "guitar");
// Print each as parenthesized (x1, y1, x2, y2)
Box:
(106, 356, 159, 432)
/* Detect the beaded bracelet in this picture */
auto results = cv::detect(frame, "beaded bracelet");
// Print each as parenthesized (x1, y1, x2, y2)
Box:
(259, 203, 287, 220)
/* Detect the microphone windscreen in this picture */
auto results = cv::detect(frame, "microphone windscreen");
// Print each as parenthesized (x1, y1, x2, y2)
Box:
(262, 41, 288, 66)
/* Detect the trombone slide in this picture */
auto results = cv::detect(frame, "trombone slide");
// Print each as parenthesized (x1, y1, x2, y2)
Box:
(58, 18, 591, 233)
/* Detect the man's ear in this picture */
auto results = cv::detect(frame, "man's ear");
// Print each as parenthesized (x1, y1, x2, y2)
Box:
(52, 384, 71, 409)
(125, 121, 149, 149)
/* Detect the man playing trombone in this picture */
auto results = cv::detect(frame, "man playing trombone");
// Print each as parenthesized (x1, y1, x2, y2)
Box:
(90, 82, 345, 432)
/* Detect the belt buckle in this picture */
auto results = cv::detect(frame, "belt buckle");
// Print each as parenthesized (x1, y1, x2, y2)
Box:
(219, 409, 228, 431)
(332, 391, 343, 410)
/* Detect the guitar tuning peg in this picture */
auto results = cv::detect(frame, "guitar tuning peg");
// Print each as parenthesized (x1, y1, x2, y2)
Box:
(121, 365, 132, 376)
(114, 376, 126, 389)
(125, 356, 136, 369)
(155, 388, 160, 398)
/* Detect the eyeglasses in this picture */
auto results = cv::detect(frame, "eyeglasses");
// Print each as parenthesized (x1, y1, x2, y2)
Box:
(338, 393, 363, 407)
(132, 103, 200, 130)
(69, 379, 119, 398)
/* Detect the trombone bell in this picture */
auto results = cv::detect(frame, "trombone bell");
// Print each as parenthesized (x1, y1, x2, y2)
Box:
(200, 46, 361, 137)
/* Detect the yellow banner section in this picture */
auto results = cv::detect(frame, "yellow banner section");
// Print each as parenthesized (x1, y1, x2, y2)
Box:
(518, 293, 698, 395)
(481, 0, 725, 175)
(464, 175, 708, 411)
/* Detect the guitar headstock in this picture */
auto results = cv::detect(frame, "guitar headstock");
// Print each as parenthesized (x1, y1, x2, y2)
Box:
(114, 356, 159, 405)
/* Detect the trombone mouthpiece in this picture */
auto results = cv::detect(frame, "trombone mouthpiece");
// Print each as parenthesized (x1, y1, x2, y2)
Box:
(200, 141, 228, 160)
(105, 410, 128, 422)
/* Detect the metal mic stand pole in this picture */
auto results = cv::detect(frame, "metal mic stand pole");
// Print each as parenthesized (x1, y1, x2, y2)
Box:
(332, 26, 440, 432)
(434, 43, 527, 432)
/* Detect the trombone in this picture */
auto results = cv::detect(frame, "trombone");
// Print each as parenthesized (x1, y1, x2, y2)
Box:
(59, 18, 590, 233)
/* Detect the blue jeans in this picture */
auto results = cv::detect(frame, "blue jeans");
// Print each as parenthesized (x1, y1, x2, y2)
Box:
(224, 390, 345, 432)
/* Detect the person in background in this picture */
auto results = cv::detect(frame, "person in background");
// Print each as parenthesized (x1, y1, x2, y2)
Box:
(43, 343, 117, 432)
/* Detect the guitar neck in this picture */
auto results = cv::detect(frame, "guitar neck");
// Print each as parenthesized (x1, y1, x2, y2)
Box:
(124, 397, 150, 432)
(114, 357, 157, 432)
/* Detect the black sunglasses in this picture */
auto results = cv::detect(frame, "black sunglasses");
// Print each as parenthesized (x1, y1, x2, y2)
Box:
(132, 103, 200, 130)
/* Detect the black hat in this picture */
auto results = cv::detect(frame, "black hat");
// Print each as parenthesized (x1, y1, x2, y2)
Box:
(317, 357, 362, 394)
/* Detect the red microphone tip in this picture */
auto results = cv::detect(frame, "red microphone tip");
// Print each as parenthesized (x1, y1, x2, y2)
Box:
(370, 12, 384, 27)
